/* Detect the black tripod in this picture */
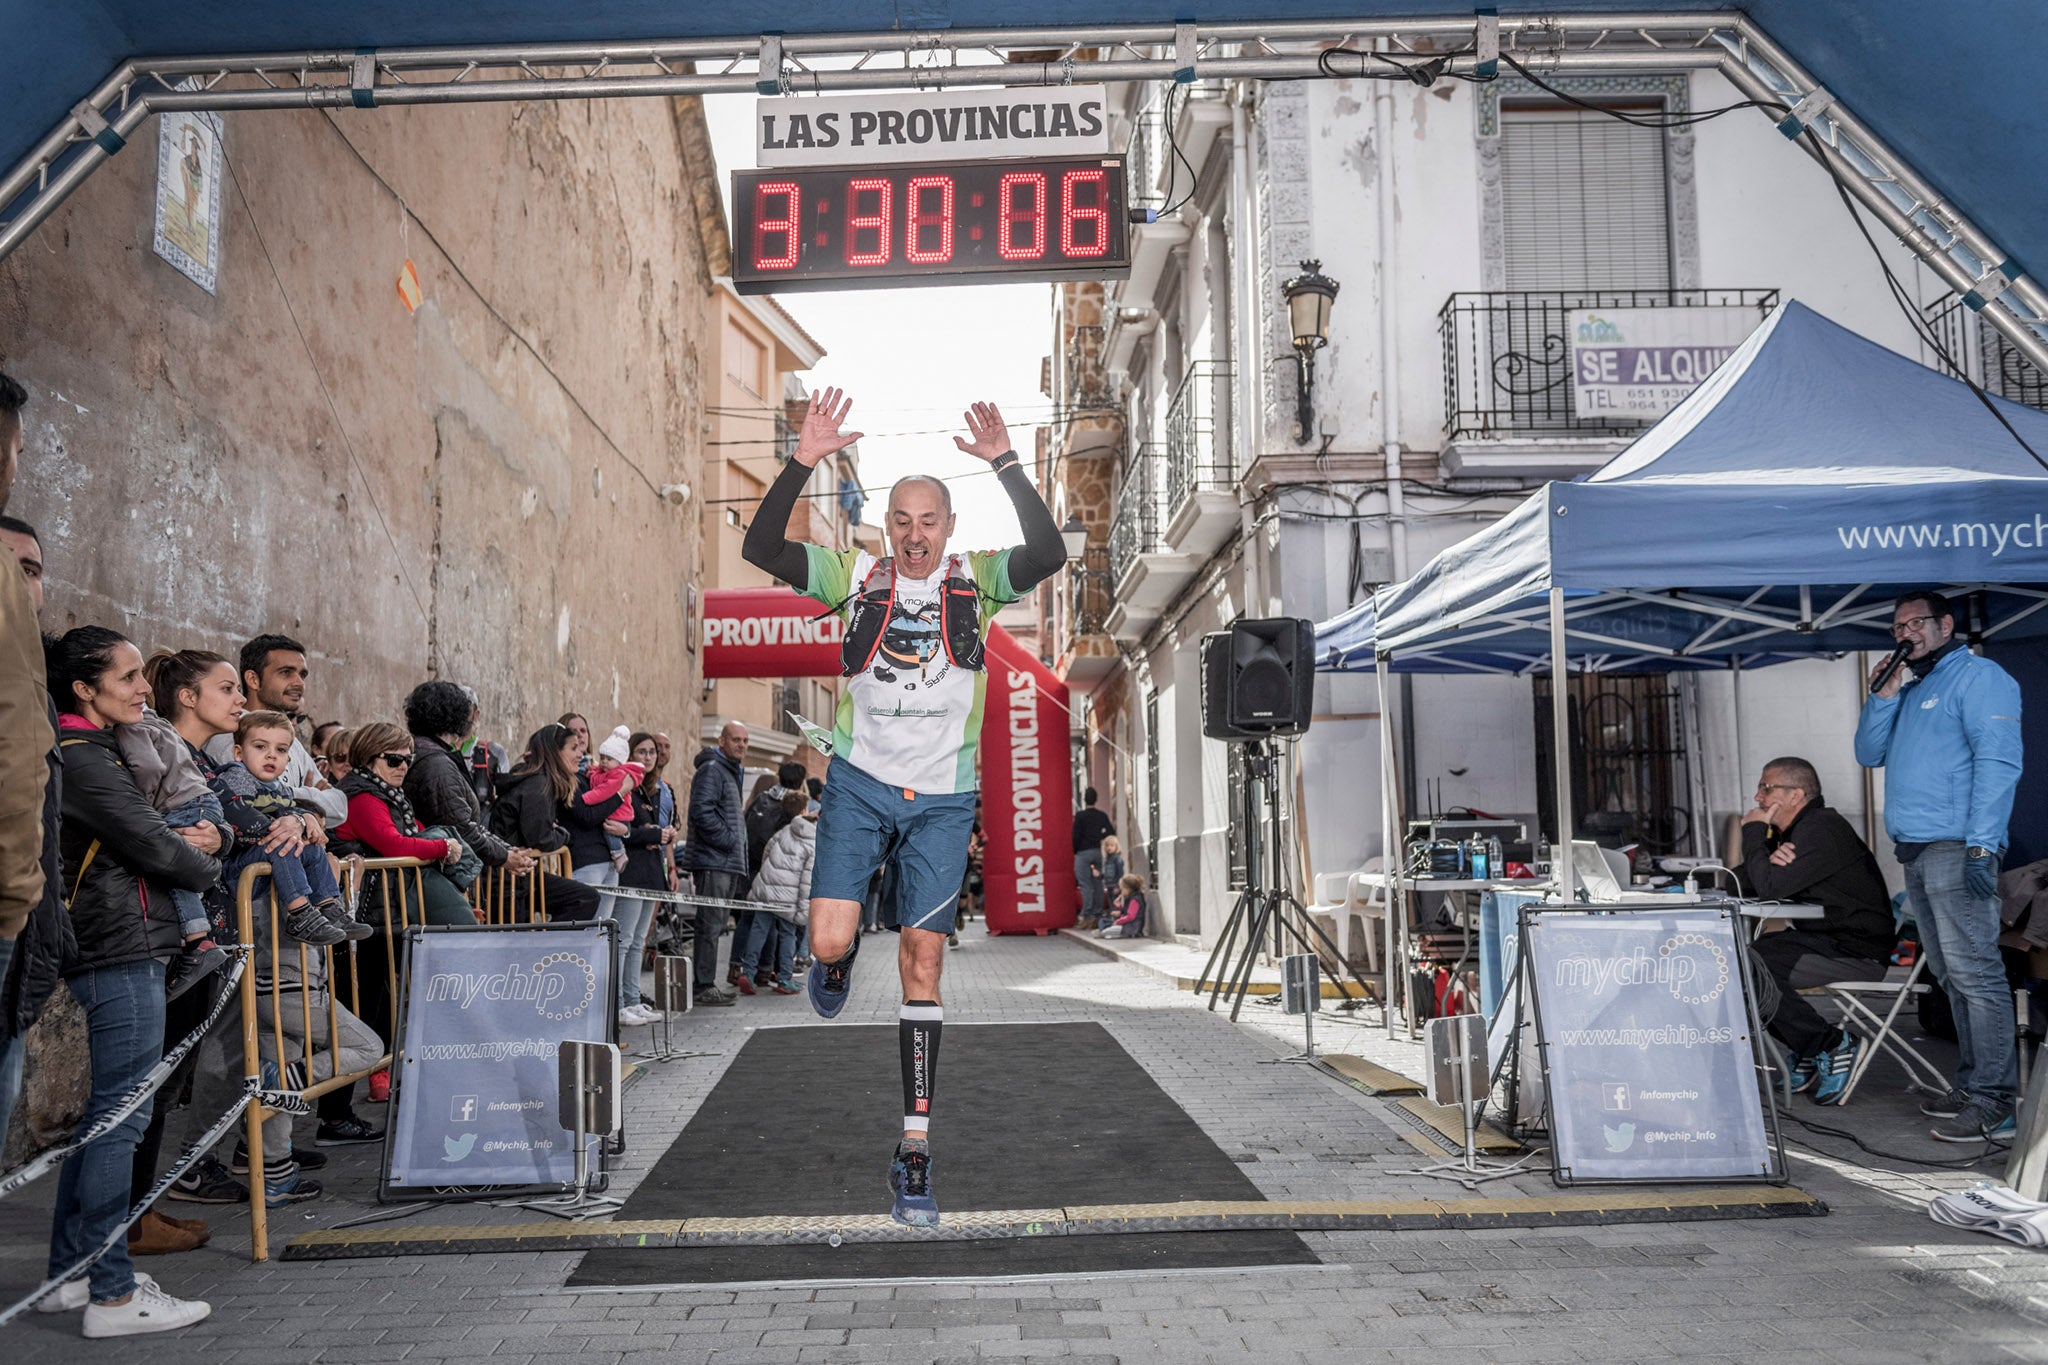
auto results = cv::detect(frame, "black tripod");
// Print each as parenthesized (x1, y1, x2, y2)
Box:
(1199, 737, 1375, 1022)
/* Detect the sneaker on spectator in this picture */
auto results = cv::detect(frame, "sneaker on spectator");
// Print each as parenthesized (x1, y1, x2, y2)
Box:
(734, 973, 757, 997)
(694, 986, 737, 1007)
(316, 1114, 384, 1146)
(726, 964, 741, 987)
(1810, 1032, 1862, 1105)
(771, 975, 800, 995)
(165, 940, 228, 1003)
(1920, 1089, 1971, 1119)
(316, 897, 374, 942)
(367, 1068, 392, 1102)
(807, 937, 858, 1019)
(264, 1169, 323, 1206)
(283, 901, 346, 947)
(1787, 1055, 1819, 1094)
(1931, 1101, 2018, 1144)
(888, 1141, 939, 1227)
(81, 1278, 211, 1338)
(618, 1004, 657, 1026)
(39, 1273, 153, 1314)
(793, 955, 812, 972)
(231, 1144, 326, 1174)
(166, 1156, 245, 1204)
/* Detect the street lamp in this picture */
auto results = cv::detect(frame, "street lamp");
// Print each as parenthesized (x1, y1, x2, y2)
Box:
(1281, 259, 1339, 444)
(1060, 512, 1089, 558)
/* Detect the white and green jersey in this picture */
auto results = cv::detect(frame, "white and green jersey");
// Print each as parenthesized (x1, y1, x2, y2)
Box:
(800, 544, 1020, 795)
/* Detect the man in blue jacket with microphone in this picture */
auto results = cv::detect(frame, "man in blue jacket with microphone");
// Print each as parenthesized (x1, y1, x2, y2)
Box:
(1856, 589, 2024, 1143)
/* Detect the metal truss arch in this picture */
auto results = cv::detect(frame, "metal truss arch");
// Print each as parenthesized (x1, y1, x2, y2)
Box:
(3, 12, 2044, 375)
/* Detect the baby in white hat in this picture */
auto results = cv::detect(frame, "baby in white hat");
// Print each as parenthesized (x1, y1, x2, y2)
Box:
(583, 724, 646, 865)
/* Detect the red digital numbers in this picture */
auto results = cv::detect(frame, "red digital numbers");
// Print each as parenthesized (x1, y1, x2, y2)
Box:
(846, 178, 893, 266)
(752, 181, 800, 270)
(735, 159, 1126, 289)
(1061, 169, 1108, 259)
(906, 175, 954, 264)
(999, 172, 1048, 261)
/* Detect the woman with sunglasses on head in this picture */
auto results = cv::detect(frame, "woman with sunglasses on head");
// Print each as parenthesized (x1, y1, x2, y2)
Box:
(492, 724, 602, 924)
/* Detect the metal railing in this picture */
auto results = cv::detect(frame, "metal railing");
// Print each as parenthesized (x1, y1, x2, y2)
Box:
(1068, 545, 1113, 640)
(1109, 442, 1166, 588)
(1924, 291, 2048, 412)
(1438, 289, 1779, 439)
(1165, 360, 1235, 513)
(238, 849, 571, 1260)
(1125, 96, 1170, 208)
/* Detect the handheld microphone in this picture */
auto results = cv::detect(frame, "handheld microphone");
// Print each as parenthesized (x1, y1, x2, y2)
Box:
(1871, 639, 1913, 694)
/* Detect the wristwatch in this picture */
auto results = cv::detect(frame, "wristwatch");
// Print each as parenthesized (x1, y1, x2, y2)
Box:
(1968, 845, 1993, 861)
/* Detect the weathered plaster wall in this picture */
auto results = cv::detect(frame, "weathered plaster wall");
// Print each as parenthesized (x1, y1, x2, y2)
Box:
(0, 88, 724, 744)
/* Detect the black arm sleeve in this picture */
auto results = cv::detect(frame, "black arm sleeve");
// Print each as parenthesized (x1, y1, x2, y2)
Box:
(741, 458, 814, 589)
(997, 459, 1067, 593)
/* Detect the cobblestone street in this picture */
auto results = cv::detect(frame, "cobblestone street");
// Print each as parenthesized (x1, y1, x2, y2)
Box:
(3, 930, 2044, 1363)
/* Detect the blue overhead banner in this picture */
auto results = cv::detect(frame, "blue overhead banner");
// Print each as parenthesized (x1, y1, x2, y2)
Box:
(385, 923, 616, 1194)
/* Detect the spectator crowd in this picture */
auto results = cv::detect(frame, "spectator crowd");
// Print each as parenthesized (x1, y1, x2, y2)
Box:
(0, 370, 923, 1339)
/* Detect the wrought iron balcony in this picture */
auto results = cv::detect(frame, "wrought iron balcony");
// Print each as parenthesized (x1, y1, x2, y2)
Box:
(1438, 289, 1779, 440)
(1125, 96, 1170, 209)
(1924, 291, 2048, 411)
(1067, 545, 1113, 640)
(1109, 442, 1166, 590)
(1165, 359, 1234, 513)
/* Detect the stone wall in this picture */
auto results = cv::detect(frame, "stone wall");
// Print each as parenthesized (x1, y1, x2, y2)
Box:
(0, 88, 724, 744)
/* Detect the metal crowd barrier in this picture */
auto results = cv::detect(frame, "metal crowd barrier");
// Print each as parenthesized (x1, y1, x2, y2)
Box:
(238, 849, 574, 1261)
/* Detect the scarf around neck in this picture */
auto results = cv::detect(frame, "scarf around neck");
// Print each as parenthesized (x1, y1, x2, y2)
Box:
(342, 769, 423, 837)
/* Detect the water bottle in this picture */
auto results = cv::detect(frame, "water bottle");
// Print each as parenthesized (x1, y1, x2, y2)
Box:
(1468, 837, 1489, 881)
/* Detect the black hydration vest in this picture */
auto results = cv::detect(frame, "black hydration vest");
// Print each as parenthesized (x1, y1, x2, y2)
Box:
(839, 554, 987, 678)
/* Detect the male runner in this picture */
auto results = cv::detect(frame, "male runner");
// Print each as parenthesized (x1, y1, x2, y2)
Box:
(742, 387, 1064, 1225)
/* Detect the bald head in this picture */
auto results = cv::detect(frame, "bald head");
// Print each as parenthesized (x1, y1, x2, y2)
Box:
(718, 720, 749, 763)
(887, 475, 958, 578)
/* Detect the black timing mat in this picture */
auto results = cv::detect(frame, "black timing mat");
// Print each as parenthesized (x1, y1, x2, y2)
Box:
(568, 1020, 1317, 1284)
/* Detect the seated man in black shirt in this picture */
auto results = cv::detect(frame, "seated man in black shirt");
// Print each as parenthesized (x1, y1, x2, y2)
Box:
(1741, 756, 1894, 1104)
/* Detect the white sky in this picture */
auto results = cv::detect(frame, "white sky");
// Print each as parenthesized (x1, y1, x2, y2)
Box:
(703, 94, 1053, 547)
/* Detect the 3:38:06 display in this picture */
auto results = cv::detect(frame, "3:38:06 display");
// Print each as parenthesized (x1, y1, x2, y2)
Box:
(731, 156, 1131, 294)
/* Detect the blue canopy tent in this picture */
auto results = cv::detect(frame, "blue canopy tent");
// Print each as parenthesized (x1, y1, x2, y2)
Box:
(1315, 300, 2048, 953)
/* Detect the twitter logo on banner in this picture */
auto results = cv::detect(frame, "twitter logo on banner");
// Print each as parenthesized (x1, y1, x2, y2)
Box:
(442, 1133, 477, 1163)
(1603, 1122, 1636, 1153)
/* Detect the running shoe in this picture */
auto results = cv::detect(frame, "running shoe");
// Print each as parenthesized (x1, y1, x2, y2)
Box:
(771, 975, 801, 995)
(1810, 1032, 1863, 1105)
(1786, 1055, 1819, 1094)
(263, 1170, 323, 1207)
(231, 1145, 326, 1174)
(165, 941, 228, 1003)
(1931, 1102, 2017, 1144)
(1920, 1088, 1971, 1119)
(806, 936, 859, 1019)
(734, 973, 757, 997)
(889, 1141, 939, 1227)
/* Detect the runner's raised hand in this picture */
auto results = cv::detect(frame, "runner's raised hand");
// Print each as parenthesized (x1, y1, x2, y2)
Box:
(952, 402, 1012, 463)
(794, 386, 864, 468)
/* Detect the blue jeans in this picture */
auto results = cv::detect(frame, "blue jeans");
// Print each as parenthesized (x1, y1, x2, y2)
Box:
(736, 910, 797, 979)
(164, 793, 224, 936)
(232, 841, 340, 910)
(613, 886, 657, 1002)
(48, 959, 166, 1303)
(571, 860, 619, 925)
(1075, 849, 1104, 924)
(1906, 840, 2018, 1109)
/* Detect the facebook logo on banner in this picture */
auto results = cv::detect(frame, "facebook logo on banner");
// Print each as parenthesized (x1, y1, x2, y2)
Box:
(451, 1095, 479, 1123)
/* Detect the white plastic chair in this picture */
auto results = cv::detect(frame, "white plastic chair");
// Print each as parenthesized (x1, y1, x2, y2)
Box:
(1811, 951, 1949, 1104)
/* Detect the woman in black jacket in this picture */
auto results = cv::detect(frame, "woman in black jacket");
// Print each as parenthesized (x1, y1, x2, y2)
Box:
(42, 628, 217, 1334)
(486, 724, 599, 924)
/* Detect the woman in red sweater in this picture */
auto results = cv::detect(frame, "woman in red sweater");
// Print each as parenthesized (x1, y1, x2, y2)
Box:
(334, 722, 477, 1034)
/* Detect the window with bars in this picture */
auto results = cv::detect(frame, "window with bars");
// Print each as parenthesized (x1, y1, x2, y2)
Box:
(1500, 104, 1671, 292)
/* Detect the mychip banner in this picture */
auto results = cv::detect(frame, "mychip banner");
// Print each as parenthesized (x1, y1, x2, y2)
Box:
(1522, 904, 1781, 1184)
(384, 923, 615, 1196)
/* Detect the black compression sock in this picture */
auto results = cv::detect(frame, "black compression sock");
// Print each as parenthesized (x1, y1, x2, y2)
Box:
(900, 1000, 942, 1135)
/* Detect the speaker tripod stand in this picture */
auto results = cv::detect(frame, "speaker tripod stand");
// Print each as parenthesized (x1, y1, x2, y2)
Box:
(1199, 737, 1375, 1023)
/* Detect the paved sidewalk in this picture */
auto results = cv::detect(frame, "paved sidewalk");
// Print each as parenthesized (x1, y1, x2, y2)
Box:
(2, 928, 2044, 1363)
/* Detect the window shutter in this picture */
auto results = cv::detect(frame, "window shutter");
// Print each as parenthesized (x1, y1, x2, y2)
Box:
(1500, 107, 1671, 292)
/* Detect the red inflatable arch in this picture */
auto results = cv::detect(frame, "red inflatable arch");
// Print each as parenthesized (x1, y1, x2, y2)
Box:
(701, 586, 1076, 935)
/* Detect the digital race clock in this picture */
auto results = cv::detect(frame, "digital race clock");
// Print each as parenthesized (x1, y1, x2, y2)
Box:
(731, 156, 1130, 294)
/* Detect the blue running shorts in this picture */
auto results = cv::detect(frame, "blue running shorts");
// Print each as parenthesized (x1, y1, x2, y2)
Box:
(811, 756, 975, 936)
